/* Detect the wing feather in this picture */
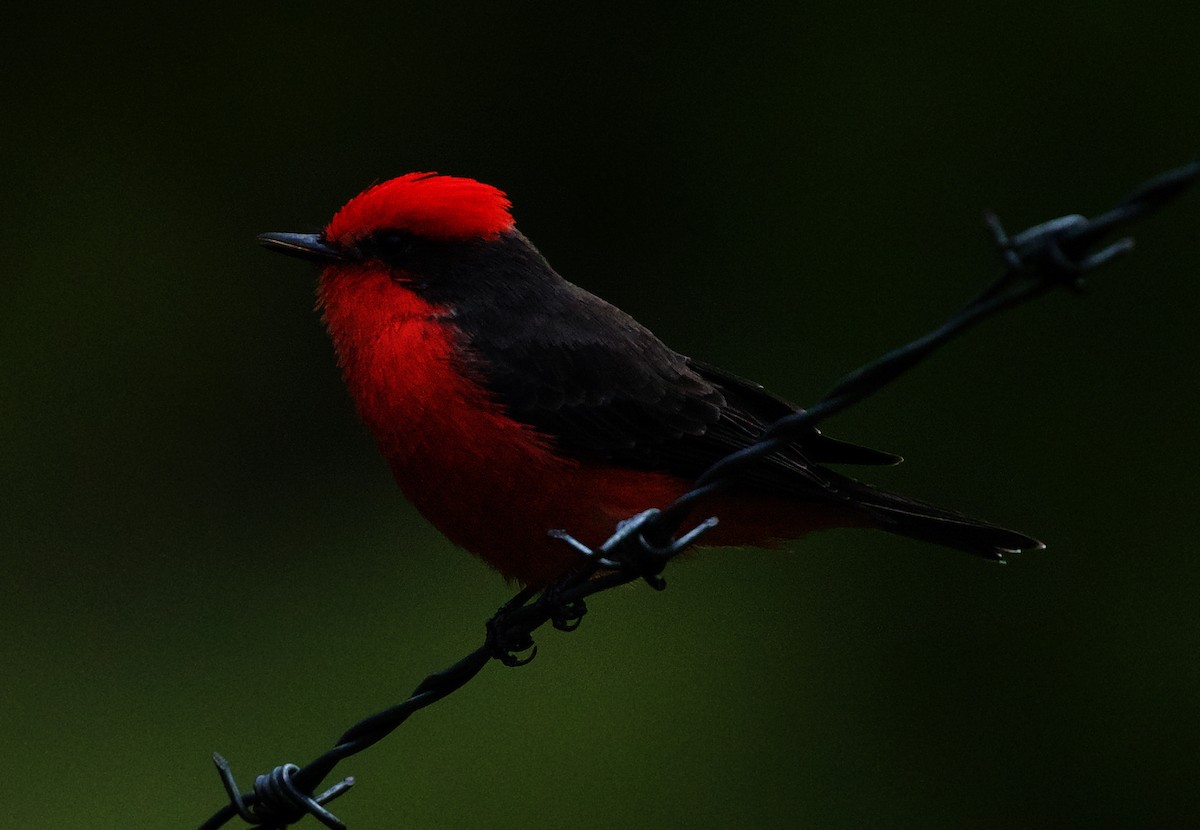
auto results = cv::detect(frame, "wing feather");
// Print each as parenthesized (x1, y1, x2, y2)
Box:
(455, 280, 897, 498)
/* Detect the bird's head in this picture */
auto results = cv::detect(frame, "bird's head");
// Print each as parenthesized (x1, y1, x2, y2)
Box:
(257, 172, 516, 268)
(259, 172, 567, 375)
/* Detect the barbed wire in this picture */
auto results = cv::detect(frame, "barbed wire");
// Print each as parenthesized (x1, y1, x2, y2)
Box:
(199, 160, 1199, 829)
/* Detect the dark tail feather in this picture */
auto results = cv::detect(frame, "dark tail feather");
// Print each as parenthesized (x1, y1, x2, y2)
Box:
(843, 480, 1043, 560)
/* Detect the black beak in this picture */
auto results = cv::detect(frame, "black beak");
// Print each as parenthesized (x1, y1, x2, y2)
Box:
(257, 232, 347, 263)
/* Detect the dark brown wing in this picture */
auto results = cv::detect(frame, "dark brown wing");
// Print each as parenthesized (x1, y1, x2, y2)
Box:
(470, 315, 1041, 555)
(457, 279, 895, 497)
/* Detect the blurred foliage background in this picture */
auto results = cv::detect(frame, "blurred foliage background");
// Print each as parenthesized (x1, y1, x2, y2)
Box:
(3, 4, 1199, 828)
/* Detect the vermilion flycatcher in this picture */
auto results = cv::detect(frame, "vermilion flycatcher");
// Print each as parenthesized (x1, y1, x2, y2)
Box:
(259, 173, 1040, 586)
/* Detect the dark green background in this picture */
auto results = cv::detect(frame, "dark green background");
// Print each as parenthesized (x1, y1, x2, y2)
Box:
(4, 5, 1198, 828)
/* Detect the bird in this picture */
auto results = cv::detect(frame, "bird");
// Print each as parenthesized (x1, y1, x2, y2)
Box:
(258, 173, 1041, 587)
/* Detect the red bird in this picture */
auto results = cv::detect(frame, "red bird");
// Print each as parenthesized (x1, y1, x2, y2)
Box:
(259, 173, 1040, 586)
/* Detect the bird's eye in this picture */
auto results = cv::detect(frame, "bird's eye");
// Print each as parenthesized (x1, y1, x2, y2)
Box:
(365, 231, 417, 264)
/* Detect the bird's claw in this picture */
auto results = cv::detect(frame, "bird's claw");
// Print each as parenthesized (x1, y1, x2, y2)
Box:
(486, 613, 538, 667)
(538, 580, 588, 632)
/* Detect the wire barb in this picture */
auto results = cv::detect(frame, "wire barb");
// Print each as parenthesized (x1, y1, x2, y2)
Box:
(211, 754, 354, 830)
(199, 160, 1196, 829)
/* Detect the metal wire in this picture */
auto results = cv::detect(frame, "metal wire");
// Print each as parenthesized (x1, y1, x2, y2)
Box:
(199, 160, 1198, 829)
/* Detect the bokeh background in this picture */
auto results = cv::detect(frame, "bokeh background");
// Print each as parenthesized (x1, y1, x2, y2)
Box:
(4, 4, 1199, 828)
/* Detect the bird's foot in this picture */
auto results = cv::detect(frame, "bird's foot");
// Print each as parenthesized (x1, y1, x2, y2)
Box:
(538, 579, 587, 632)
(486, 593, 539, 667)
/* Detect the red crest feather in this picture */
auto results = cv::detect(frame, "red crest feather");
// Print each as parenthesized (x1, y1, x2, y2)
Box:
(325, 172, 514, 244)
